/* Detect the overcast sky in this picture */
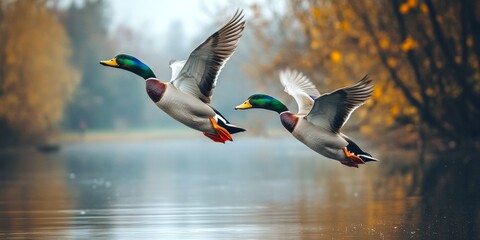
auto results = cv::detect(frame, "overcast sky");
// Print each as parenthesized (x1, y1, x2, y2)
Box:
(105, 0, 231, 40)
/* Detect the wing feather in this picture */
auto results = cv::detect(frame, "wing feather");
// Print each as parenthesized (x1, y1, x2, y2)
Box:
(172, 9, 245, 103)
(306, 76, 373, 133)
(279, 69, 320, 115)
(169, 60, 186, 81)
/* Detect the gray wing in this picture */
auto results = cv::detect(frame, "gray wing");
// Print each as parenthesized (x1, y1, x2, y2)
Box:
(279, 69, 320, 115)
(306, 76, 373, 133)
(171, 9, 245, 103)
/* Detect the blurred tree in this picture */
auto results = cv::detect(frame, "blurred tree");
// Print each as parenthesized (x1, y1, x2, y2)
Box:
(249, 0, 480, 159)
(60, 0, 145, 130)
(0, 0, 80, 144)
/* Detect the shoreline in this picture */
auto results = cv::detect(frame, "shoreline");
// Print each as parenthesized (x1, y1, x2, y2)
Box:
(0, 128, 290, 152)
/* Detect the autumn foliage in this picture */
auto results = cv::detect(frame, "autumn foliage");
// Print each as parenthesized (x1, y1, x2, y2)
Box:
(0, 1, 80, 143)
(249, 0, 480, 155)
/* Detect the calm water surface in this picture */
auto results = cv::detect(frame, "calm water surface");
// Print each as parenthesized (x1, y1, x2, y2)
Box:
(0, 137, 477, 239)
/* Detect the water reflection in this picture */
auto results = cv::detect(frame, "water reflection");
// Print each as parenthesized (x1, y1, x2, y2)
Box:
(0, 138, 478, 239)
(0, 150, 72, 238)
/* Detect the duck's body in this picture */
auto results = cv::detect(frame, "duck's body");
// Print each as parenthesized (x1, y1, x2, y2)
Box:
(236, 70, 377, 167)
(283, 114, 347, 159)
(147, 79, 215, 132)
(146, 79, 234, 135)
(100, 10, 246, 143)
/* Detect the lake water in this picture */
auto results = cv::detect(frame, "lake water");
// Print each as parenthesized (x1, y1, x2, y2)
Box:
(0, 137, 478, 239)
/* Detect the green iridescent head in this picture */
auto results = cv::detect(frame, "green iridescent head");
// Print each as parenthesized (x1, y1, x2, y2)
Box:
(235, 94, 288, 114)
(100, 54, 156, 80)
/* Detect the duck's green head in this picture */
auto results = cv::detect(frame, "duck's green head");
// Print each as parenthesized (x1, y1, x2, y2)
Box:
(100, 54, 156, 80)
(235, 94, 288, 114)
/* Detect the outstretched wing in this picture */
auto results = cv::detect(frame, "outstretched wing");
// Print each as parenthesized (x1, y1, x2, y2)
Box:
(171, 9, 245, 103)
(279, 69, 320, 115)
(306, 76, 373, 133)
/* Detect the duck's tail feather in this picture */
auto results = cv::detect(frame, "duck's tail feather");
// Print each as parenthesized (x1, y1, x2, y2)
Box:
(215, 115, 246, 134)
(341, 134, 378, 162)
(212, 108, 246, 134)
(358, 154, 378, 162)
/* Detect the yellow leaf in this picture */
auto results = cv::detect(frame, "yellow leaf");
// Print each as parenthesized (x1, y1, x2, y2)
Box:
(387, 57, 398, 68)
(330, 51, 342, 63)
(379, 37, 390, 49)
(341, 21, 350, 31)
(373, 87, 382, 99)
(334, 22, 342, 29)
(407, 0, 418, 8)
(405, 106, 417, 115)
(399, 3, 410, 14)
(426, 88, 435, 96)
(391, 105, 400, 116)
(310, 40, 321, 50)
(312, 7, 321, 19)
(401, 36, 417, 52)
(420, 3, 429, 14)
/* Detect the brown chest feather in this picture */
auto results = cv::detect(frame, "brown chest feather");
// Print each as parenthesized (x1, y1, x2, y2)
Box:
(146, 80, 166, 102)
(280, 112, 299, 133)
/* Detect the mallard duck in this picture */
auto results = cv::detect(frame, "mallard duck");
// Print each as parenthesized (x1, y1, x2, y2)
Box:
(235, 69, 378, 167)
(100, 10, 246, 143)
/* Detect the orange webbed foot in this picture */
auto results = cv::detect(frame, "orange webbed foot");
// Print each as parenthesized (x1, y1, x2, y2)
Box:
(203, 117, 233, 143)
(340, 161, 360, 168)
(341, 147, 365, 168)
(203, 132, 226, 143)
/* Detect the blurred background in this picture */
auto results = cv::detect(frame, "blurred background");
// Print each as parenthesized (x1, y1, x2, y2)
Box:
(0, 0, 479, 239)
